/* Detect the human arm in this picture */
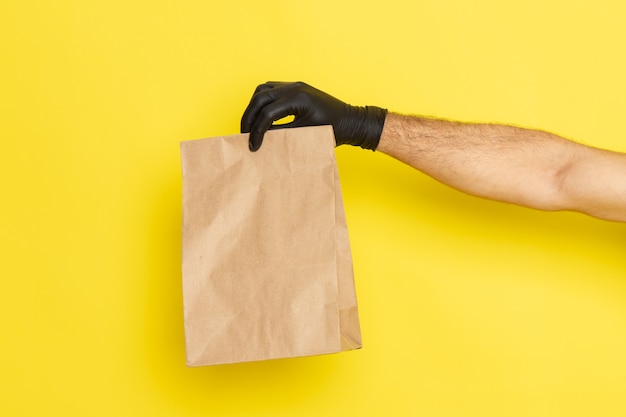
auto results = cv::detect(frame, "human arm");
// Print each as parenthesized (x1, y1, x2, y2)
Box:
(378, 113, 626, 222)
(241, 81, 626, 222)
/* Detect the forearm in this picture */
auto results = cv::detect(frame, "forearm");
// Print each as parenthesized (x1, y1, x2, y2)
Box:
(377, 112, 626, 222)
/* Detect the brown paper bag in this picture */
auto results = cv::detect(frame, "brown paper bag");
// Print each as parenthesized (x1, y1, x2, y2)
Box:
(180, 125, 361, 366)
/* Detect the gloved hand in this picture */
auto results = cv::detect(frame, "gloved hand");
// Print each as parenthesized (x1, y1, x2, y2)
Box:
(241, 81, 387, 151)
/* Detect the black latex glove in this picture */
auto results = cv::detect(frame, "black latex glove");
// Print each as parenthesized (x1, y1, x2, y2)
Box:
(241, 81, 387, 151)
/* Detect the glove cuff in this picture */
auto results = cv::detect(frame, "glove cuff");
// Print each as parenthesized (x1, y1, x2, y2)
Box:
(338, 105, 388, 151)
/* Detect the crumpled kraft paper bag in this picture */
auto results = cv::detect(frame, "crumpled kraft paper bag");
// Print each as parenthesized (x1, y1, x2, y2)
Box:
(180, 125, 362, 366)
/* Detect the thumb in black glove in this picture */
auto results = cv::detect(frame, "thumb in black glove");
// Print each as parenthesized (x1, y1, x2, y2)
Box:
(241, 81, 387, 151)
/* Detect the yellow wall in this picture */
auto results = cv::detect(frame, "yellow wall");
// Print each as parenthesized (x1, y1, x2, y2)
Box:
(2, 1, 625, 416)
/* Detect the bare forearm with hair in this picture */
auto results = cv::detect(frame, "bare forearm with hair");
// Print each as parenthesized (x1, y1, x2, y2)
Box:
(377, 112, 626, 222)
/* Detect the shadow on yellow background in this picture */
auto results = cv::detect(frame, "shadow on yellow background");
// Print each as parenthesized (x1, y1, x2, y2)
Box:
(1, 1, 625, 416)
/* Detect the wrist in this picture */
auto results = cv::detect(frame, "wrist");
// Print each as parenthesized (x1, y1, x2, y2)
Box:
(337, 105, 388, 150)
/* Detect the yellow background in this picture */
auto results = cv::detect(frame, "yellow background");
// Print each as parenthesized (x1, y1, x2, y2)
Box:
(2, 1, 625, 416)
